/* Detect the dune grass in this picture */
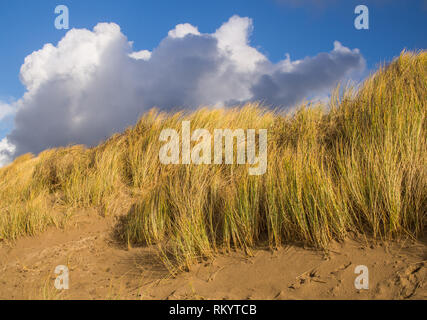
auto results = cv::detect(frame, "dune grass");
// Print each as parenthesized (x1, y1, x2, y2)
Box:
(0, 51, 426, 270)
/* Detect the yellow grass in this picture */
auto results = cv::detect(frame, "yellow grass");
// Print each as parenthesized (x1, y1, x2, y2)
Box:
(1, 50, 426, 270)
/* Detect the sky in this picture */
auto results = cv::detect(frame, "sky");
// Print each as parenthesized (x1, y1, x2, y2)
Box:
(0, 0, 426, 165)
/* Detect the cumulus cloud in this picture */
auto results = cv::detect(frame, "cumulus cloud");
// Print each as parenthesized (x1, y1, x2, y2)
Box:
(168, 23, 201, 38)
(128, 49, 152, 61)
(251, 41, 365, 107)
(0, 138, 15, 167)
(5, 15, 365, 158)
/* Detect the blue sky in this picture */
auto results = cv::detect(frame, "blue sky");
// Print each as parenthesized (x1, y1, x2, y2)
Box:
(1, 0, 426, 99)
(0, 0, 426, 163)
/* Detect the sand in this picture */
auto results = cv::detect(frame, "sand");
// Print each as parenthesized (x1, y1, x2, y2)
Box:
(0, 212, 425, 300)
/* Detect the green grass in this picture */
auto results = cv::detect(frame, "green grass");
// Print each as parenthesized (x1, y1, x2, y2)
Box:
(0, 50, 426, 270)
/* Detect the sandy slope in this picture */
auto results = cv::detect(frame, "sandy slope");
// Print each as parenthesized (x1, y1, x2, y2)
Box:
(0, 212, 425, 300)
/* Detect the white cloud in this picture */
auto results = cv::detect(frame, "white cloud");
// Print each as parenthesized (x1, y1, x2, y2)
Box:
(129, 49, 152, 61)
(168, 23, 201, 38)
(0, 138, 15, 167)
(19, 23, 125, 92)
(214, 15, 266, 72)
(7, 16, 365, 158)
(250, 40, 365, 107)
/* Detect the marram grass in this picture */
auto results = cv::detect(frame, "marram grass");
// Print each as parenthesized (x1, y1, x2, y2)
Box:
(0, 51, 426, 270)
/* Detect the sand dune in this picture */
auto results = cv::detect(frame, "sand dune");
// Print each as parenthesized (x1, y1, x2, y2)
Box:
(0, 212, 424, 300)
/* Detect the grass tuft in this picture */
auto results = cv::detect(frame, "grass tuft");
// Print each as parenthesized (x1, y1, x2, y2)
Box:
(1, 51, 426, 269)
